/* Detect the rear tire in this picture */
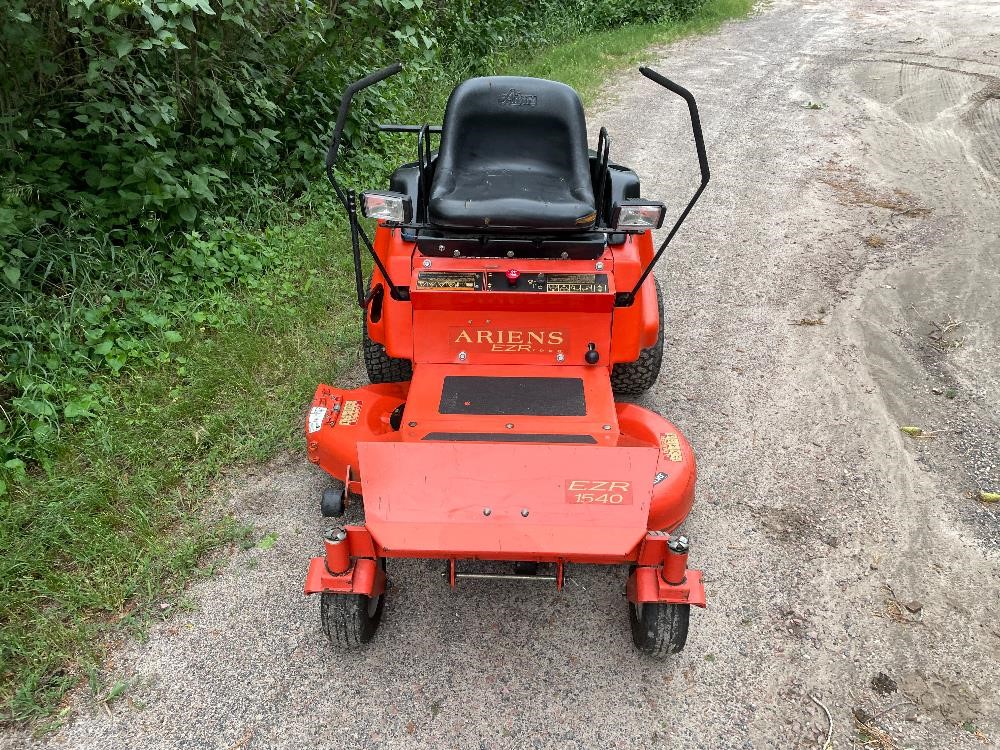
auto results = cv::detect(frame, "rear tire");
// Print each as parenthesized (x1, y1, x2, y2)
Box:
(629, 600, 689, 657)
(363, 315, 412, 384)
(611, 278, 664, 396)
(320, 590, 384, 648)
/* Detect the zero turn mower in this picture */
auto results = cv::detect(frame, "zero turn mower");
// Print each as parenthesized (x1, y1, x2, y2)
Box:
(303, 62, 710, 656)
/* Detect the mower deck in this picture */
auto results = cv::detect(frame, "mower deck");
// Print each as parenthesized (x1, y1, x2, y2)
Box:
(304, 368, 703, 606)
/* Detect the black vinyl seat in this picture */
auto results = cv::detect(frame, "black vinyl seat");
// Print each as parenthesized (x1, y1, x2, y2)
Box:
(427, 76, 596, 232)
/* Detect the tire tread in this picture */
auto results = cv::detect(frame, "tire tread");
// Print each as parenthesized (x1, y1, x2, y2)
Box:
(320, 592, 383, 648)
(630, 600, 690, 657)
(611, 278, 664, 396)
(362, 316, 412, 384)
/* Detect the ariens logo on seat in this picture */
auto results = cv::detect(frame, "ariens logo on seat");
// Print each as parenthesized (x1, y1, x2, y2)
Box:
(497, 89, 537, 107)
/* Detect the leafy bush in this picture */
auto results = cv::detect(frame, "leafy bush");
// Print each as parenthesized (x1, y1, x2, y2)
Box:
(0, 0, 706, 475)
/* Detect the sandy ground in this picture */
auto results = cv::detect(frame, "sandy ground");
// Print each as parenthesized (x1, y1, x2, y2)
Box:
(6, 0, 999, 747)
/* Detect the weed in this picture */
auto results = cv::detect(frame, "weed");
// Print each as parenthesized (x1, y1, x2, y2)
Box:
(928, 316, 966, 349)
(103, 680, 128, 706)
(257, 532, 279, 551)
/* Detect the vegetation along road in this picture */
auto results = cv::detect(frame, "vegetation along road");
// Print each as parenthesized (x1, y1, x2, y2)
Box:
(3, 0, 999, 747)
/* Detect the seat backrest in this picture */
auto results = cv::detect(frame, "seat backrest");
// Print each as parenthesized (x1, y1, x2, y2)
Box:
(428, 76, 595, 231)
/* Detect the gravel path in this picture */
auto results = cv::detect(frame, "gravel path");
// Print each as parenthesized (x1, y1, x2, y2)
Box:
(7, 1, 999, 747)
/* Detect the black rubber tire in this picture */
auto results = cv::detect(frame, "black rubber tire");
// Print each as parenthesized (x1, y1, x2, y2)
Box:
(362, 315, 412, 384)
(629, 600, 690, 657)
(320, 590, 385, 648)
(611, 277, 664, 396)
(320, 487, 345, 518)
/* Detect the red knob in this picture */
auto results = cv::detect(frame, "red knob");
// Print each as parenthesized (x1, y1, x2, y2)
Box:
(505, 269, 520, 285)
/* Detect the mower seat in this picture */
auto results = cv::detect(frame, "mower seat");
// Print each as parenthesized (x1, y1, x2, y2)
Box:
(427, 76, 596, 232)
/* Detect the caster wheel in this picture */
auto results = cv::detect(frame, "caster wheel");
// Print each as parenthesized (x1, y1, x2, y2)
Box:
(320, 593, 384, 647)
(320, 560, 386, 647)
(320, 487, 345, 517)
(629, 601, 689, 657)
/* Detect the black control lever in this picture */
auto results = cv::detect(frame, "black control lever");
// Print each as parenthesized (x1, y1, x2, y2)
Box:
(323, 63, 410, 301)
(616, 66, 710, 307)
(326, 62, 403, 174)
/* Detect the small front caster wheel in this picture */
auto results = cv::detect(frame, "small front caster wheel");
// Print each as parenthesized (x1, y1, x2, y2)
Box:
(629, 601, 689, 657)
(320, 487, 345, 518)
(320, 591, 384, 647)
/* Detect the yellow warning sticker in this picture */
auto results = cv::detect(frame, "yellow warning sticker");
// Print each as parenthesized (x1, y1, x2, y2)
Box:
(339, 400, 361, 426)
(659, 432, 683, 462)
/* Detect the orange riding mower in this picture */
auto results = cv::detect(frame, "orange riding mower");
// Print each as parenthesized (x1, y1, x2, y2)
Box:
(304, 63, 710, 656)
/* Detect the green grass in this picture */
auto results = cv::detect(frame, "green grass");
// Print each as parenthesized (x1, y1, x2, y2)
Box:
(505, 0, 756, 101)
(0, 0, 752, 724)
(0, 217, 363, 722)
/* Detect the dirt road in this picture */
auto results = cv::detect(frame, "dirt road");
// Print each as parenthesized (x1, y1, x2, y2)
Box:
(9, 1, 999, 747)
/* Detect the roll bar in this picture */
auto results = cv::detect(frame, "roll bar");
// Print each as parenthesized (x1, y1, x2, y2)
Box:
(615, 66, 710, 307)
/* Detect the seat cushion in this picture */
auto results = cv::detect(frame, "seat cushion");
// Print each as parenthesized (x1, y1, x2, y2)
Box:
(428, 76, 596, 232)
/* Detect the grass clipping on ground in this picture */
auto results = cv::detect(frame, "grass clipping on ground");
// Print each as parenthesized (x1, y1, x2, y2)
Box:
(0, 0, 754, 723)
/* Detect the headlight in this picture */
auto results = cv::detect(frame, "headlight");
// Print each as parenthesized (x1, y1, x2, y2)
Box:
(361, 191, 412, 224)
(610, 201, 666, 231)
